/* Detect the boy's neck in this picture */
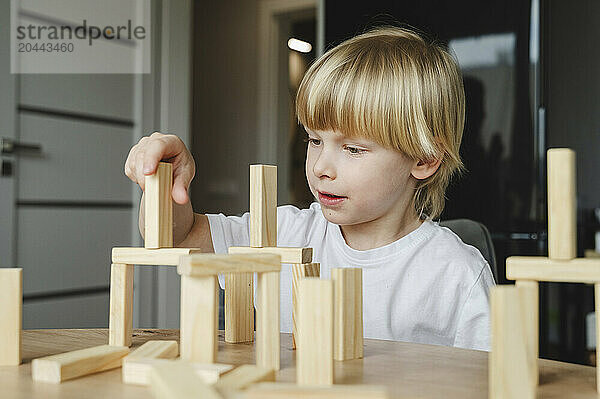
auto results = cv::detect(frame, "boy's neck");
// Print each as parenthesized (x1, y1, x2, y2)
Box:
(339, 208, 423, 251)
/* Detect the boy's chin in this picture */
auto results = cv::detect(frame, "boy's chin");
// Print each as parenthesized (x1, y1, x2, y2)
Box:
(319, 208, 358, 226)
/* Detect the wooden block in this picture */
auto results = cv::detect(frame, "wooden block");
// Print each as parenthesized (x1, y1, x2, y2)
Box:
(489, 286, 536, 399)
(122, 341, 178, 385)
(228, 246, 312, 263)
(297, 278, 333, 385)
(506, 257, 600, 283)
(515, 280, 538, 385)
(178, 253, 281, 277)
(213, 364, 275, 394)
(224, 273, 254, 343)
(109, 263, 134, 347)
(595, 283, 600, 393)
(547, 148, 576, 260)
(586, 249, 600, 258)
(145, 161, 173, 249)
(180, 275, 218, 363)
(122, 358, 232, 386)
(31, 344, 129, 383)
(0, 268, 22, 366)
(250, 164, 277, 247)
(332, 268, 363, 361)
(112, 247, 203, 265)
(291, 263, 320, 349)
(256, 271, 280, 370)
(149, 360, 223, 399)
(244, 382, 389, 398)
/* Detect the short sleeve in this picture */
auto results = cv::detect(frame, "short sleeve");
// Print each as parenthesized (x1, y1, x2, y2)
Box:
(453, 265, 495, 351)
(206, 212, 251, 255)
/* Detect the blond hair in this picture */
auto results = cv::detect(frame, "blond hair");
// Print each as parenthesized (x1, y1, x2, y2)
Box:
(296, 26, 465, 219)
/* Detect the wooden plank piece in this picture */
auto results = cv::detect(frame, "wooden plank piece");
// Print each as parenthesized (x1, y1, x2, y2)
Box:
(149, 360, 223, 399)
(228, 246, 312, 264)
(489, 286, 536, 399)
(297, 278, 333, 385)
(122, 358, 232, 386)
(332, 267, 363, 361)
(32, 344, 129, 383)
(547, 148, 576, 260)
(256, 271, 280, 370)
(112, 247, 203, 266)
(213, 364, 275, 394)
(225, 273, 254, 343)
(109, 263, 134, 347)
(145, 162, 173, 249)
(250, 164, 277, 247)
(595, 283, 600, 393)
(180, 275, 218, 363)
(506, 257, 600, 283)
(292, 263, 320, 349)
(122, 341, 178, 384)
(244, 382, 389, 398)
(515, 280, 538, 385)
(0, 268, 22, 366)
(178, 253, 281, 277)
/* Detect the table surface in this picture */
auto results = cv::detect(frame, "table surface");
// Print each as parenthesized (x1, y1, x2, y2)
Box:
(0, 329, 597, 398)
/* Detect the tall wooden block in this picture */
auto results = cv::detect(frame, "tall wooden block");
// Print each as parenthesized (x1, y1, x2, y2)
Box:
(490, 286, 536, 399)
(225, 273, 254, 343)
(595, 283, 600, 393)
(32, 344, 129, 383)
(250, 164, 277, 247)
(291, 263, 320, 349)
(332, 268, 363, 361)
(149, 360, 223, 399)
(547, 148, 576, 260)
(515, 280, 538, 385)
(145, 161, 173, 249)
(256, 271, 280, 370)
(297, 278, 333, 385)
(0, 268, 22, 365)
(180, 275, 218, 363)
(109, 263, 134, 347)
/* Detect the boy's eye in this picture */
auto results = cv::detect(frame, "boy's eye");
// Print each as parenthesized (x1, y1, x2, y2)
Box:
(304, 137, 321, 146)
(345, 145, 364, 155)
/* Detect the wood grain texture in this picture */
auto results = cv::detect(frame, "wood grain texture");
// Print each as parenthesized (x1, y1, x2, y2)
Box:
(0, 268, 22, 366)
(256, 271, 280, 371)
(291, 263, 320, 349)
(109, 263, 134, 347)
(490, 286, 536, 399)
(213, 364, 275, 394)
(122, 341, 178, 385)
(245, 382, 389, 398)
(515, 280, 539, 385)
(547, 148, 576, 260)
(250, 164, 277, 248)
(180, 276, 218, 363)
(112, 247, 203, 266)
(297, 278, 334, 385)
(3, 329, 600, 398)
(178, 253, 281, 277)
(145, 162, 173, 249)
(596, 283, 600, 393)
(31, 344, 129, 383)
(148, 360, 223, 399)
(332, 268, 363, 361)
(228, 246, 312, 263)
(506, 257, 600, 283)
(123, 358, 232, 386)
(224, 273, 254, 343)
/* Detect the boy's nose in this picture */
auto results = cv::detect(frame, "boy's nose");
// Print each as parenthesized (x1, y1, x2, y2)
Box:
(312, 151, 336, 180)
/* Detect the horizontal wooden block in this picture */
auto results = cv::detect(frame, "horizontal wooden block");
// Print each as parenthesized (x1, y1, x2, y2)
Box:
(213, 364, 275, 394)
(112, 247, 203, 265)
(228, 246, 312, 263)
(506, 256, 600, 283)
(122, 341, 178, 384)
(244, 382, 389, 398)
(32, 344, 129, 383)
(0, 268, 22, 366)
(149, 360, 222, 399)
(178, 254, 281, 277)
(122, 358, 232, 386)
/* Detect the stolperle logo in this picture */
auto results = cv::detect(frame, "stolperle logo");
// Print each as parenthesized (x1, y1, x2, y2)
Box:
(15, 19, 147, 46)
(11, 0, 151, 74)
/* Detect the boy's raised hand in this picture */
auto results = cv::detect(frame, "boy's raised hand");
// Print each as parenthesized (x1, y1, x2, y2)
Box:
(124, 132, 196, 204)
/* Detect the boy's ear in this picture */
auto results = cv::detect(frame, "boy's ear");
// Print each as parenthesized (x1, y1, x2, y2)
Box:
(411, 158, 442, 180)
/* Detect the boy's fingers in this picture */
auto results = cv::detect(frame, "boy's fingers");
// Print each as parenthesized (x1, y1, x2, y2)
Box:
(134, 149, 147, 191)
(143, 135, 185, 175)
(172, 165, 195, 205)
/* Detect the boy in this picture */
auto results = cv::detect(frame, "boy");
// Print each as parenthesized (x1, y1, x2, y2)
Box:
(125, 26, 495, 351)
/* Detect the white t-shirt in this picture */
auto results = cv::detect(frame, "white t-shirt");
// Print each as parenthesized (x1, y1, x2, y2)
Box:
(207, 202, 495, 351)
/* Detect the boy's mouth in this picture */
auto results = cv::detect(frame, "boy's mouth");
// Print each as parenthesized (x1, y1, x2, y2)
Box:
(318, 191, 346, 205)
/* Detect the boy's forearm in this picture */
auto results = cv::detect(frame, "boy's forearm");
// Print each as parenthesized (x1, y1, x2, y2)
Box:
(138, 193, 209, 250)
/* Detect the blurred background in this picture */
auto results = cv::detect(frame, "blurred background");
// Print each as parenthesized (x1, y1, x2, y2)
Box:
(1, 0, 599, 366)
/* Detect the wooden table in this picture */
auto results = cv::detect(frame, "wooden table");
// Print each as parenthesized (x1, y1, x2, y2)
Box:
(0, 329, 596, 398)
